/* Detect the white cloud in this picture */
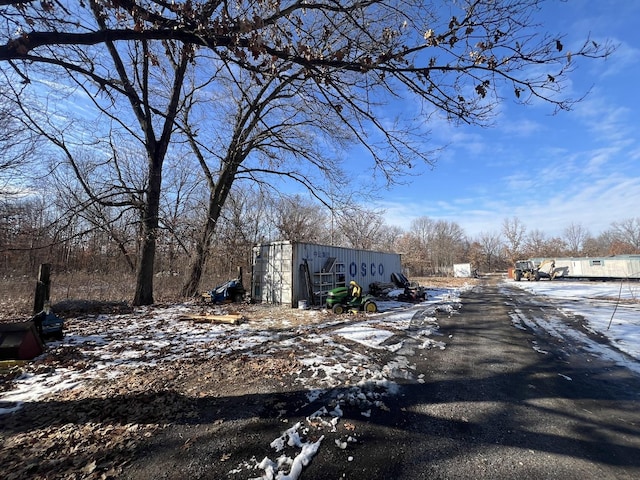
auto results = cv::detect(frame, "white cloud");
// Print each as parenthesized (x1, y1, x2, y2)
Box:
(376, 165, 640, 239)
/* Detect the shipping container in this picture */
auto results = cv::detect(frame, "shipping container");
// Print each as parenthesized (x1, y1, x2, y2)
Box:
(251, 241, 402, 307)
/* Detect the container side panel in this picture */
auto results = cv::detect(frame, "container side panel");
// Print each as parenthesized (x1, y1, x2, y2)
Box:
(251, 242, 293, 305)
(255, 241, 402, 306)
(297, 243, 401, 297)
(631, 260, 640, 279)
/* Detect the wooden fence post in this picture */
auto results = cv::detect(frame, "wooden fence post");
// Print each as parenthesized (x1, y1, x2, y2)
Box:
(33, 263, 51, 314)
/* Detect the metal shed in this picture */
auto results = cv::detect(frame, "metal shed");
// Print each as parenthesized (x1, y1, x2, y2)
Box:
(251, 241, 402, 307)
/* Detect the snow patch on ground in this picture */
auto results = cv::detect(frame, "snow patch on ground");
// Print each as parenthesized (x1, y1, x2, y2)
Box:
(503, 279, 640, 374)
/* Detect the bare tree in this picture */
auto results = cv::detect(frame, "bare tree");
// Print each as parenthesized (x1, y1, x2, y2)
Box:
(3, 30, 193, 305)
(335, 206, 387, 250)
(429, 220, 467, 274)
(610, 218, 640, 253)
(583, 231, 614, 257)
(502, 217, 527, 263)
(157, 160, 203, 276)
(0, 195, 56, 272)
(396, 232, 426, 277)
(0, 89, 39, 195)
(403, 216, 435, 275)
(272, 194, 328, 244)
(1, 1, 611, 121)
(177, 60, 350, 297)
(374, 225, 405, 253)
(516, 227, 569, 259)
(398, 219, 467, 276)
(524, 229, 548, 258)
(563, 222, 590, 256)
(410, 217, 436, 246)
(193, 186, 274, 286)
(476, 231, 504, 272)
(545, 237, 569, 258)
(0, 0, 613, 303)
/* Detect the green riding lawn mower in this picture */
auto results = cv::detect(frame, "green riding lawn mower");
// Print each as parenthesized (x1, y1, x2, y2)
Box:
(325, 281, 378, 314)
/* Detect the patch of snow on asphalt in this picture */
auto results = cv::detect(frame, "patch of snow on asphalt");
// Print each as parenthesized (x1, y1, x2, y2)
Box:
(253, 421, 325, 480)
(504, 279, 640, 374)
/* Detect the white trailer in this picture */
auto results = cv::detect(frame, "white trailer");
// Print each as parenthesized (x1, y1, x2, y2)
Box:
(251, 241, 402, 308)
(453, 263, 473, 278)
(532, 255, 640, 280)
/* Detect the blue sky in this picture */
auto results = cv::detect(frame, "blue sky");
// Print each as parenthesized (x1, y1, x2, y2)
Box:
(370, 0, 640, 239)
(10, 1, 636, 242)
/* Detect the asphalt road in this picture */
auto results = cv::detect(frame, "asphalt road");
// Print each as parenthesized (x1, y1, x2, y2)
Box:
(373, 279, 640, 479)
(126, 278, 640, 479)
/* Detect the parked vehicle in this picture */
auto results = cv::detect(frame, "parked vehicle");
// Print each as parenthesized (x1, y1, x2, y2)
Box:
(514, 260, 539, 281)
(514, 259, 556, 281)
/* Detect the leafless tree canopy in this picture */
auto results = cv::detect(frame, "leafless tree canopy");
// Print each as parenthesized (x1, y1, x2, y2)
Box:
(563, 222, 590, 256)
(611, 218, 640, 251)
(501, 216, 526, 263)
(0, 91, 39, 195)
(0, 0, 614, 303)
(1, 1, 611, 133)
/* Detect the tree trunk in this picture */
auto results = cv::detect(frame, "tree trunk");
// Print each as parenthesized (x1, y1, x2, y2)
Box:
(180, 187, 224, 298)
(133, 157, 163, 306)
(181, 160, 240, 298)
(181, 224, 211, 298)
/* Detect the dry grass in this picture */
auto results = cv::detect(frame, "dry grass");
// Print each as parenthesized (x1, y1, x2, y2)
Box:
(412, 276, 481, 289)
(0, 271, 187, 322)
(0, 271, 480, 322)
(0, 275, 34, 321)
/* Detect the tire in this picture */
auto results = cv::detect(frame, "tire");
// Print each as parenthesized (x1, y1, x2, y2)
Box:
(514, 270, 522, 281)
(363, 301, 377, 313)
(332, 304, 345, 314)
